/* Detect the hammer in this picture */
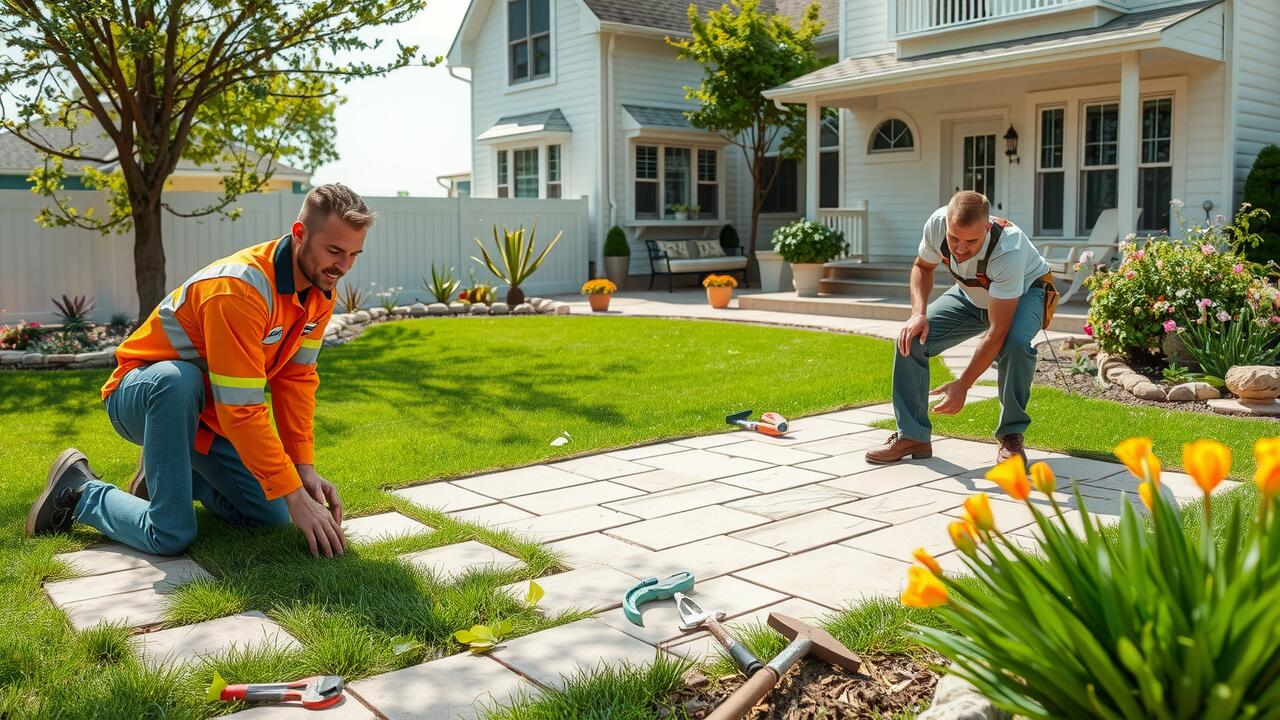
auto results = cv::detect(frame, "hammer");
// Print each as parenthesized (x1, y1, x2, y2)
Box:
(705, 613, 865, 720)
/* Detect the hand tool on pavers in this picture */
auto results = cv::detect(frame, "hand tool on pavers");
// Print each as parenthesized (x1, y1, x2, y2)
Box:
(674, 591, 764, 677)
(207, 670, 345, 709)
(726, 410, 788, 437)
(704, 613, 868, 720)
(623, 571, 695, 626)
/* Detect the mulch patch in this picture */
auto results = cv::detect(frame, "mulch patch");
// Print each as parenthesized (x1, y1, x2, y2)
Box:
(676, 653, 940, 719)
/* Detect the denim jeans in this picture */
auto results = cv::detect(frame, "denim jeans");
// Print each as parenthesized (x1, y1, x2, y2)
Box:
(891, 285, 1045, 443)
(75, 360, 290, 555)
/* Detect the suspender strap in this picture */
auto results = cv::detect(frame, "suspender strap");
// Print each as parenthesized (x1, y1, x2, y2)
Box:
(939, 219, 1004, 289)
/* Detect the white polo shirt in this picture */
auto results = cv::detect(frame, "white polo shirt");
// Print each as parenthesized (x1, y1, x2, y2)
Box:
(917, 206, 1050, 309)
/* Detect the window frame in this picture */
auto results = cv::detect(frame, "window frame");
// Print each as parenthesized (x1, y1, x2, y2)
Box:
(1138, 95, 1173, 233)
(819, 109, 841, 209)
(494, 141, 566, 199)
(546, 144, 562, 199)
(496, 150, 510, 198)
(1077, 100, 1120, 234)
(1035, 105, 1066, 236)
(506, 0, 554, 90)
(868, 118, 915, 154)
(759, 154, 799, 215)
(629, 140, 723, 221)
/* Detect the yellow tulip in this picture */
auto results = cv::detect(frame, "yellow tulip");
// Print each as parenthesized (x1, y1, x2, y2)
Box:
(1138, 481, 1155, 511)
(985, 457, 1031, 500)
(912, 547, 943, 576)
(901, 565, 948, 609)
(964, 493, 995, 532)
(1183, 439, 1231, 495)
(1115, 437, 1161, 484)
(1029, 462, 1056, 495)
(1256, 437, 1280, 495)
(948, 520, 978, 555)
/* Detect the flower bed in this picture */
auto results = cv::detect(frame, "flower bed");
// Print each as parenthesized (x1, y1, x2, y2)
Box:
(0, 321, 129, 370)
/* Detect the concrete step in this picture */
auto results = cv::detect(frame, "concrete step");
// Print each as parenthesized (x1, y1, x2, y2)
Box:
(738, 293, 1088, 335)
(817, 277, 946, 300)
(822, 261, 917, 284)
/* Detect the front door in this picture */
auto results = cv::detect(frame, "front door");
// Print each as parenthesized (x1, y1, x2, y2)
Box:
(950, 121, 1000, 211)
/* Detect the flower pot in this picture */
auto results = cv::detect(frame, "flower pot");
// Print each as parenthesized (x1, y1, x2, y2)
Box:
(790, 263, 825, 297)
(755, 250, 791, 293)
(706, 285, 733, 309)
(603, 256, 630, 291)
(588, 294, 611, 312)
(674, 211, 688, 221)
(506, 286, 525, 307)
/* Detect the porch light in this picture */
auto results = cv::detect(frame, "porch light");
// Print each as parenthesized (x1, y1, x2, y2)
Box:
(1202, 199, 1214, 221)
(1003, 126, 1019, 164)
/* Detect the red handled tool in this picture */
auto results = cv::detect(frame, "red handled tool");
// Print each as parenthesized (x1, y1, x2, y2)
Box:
(726, 409, 789, 437)
(208, 671, 345, 710)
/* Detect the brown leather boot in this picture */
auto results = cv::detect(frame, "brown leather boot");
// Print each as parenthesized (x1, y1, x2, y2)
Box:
(997, 433, 1028, 466)
(126, 453, 148, 501)
(865, 432, 933, 464)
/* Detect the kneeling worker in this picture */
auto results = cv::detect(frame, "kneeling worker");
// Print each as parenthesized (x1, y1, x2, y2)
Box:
(866, 190, 1057, 467)
(27, 184, 374, 558)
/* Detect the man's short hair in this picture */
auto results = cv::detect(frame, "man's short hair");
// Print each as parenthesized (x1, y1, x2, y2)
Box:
(947, 191, 990, 228)
(299, 183, 376, 232)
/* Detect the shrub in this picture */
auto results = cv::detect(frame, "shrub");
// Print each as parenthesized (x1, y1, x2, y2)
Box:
(29, 330, 97, 355)
(904, 437, 1280, 720)
(1179, 302, 1280, 379)
(771, 220, 846, 264)
(423, 264, 460, 304)
(108, 312, 131, 328)
(702, 273, 738, 288)
(472, 224, 561, 301)
(51, 294, 95, 331)
(580, 279, 616, 295)
(0, 321, 45, 350)
(1084, 204, 1269, 357)
(603, 226, 630, 257)
(1243, 144, 1280, 265)
(372, 284, 402, 312)
(719, 224, 740, 249)
(337, 282, 370, 313)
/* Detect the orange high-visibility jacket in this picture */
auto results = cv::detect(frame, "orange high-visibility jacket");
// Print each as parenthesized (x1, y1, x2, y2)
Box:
(102, 236, 334, 499)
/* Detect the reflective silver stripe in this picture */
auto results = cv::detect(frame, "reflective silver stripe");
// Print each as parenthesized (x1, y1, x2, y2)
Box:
(291, 345, 321, 365)
(157, 289, 201, 361)
(156, 262, 275, 358)
(210, 384, 266, 405)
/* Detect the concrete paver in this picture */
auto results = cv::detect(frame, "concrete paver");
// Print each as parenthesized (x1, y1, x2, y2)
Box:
(492, 619, 666, 690)
(604, 481, 754, 519)
(350, 651, 535, 720)
(133, 611, 300, 668)
(45, 557, 211, 606)
(500, 564, 638, 614)
(550, 455, 656, 481)
(545, 533, 659, 572)
(734, 545, 911, 608)
(610, 469, 710, 493)
(402, 541, 523, 580)
(731, 510, 888, 554)
(595, 575, 787, 645)
(454, 465, 594, 499)
(831, 486, 966, 525)
(725, 484, 862, 520)
(497, 505, 640, 543)
(62, 587, 173, 630)
(708, 441, 827, 466)
(606, 506, 769, 550)
(392, 482, 496, 512)
(448, 503, 535, 527)
(638, 449, 772, 481)
(54, 542, 171, 575)
(715, 465, 836, 494)
(222, 695, 378, 719)
(506, 481, 644, 516)
(341, 512, 432, 544)
(622, 535, 785, 581)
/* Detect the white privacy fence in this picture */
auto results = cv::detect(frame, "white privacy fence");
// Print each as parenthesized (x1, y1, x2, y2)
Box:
(0, 191, 589, 323)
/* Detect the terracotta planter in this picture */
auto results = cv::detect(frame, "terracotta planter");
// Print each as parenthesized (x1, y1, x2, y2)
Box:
(790, 263, 825, 297)
(588, 294, 611, 312)
(706, 285, 733, 309)
(603, 256, 630, 290)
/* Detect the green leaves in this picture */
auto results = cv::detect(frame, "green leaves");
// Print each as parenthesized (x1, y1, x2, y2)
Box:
(423, 264, 461, 304)
(471, 224, 562, 290)
(453, 620, 513, 655)
(525, 579, 544, 608)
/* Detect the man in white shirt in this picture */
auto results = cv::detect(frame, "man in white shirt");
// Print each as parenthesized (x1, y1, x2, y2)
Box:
(866, 191, 1054, 466)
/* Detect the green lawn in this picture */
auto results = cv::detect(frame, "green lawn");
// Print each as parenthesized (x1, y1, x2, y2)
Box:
(0, 316, 925, 719)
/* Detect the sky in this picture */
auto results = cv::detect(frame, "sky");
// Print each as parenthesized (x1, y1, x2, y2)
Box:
(309, 1, 472, 198)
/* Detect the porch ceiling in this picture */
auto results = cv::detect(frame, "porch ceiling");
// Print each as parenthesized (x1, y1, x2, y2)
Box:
(766, 1, 1222, 104)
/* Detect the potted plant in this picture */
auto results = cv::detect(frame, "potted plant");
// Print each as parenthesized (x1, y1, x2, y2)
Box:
(771, 220, 847, 297)
(688, 205, 701, 220)
(702, 274, 737, 309)
(472, 223, 561, 306)
(670, 204, 689, 221)
(603, 225, 631, 290)
(581, 278, 617, 312)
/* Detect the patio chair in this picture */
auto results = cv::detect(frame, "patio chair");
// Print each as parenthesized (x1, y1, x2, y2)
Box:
(1035, 208, 1141, 304)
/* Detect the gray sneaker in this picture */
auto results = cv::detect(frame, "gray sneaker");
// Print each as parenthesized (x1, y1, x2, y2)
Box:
(26, 449, 98, 536)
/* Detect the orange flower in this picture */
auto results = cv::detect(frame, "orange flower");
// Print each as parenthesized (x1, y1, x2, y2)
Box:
(1256, 437, 1280, 495)
(1115, 437, 1161, 484)
(1029, 462, 1056, 496)
(964, 493, 995, 532)
(901, 565, 948, 609)
(948, 520, 978, 555)
(1182, 439, 1231, 495)
(912, 547, 942, 576)
(1138, 481, 1155, 511)
(985, 458, 1031, 501)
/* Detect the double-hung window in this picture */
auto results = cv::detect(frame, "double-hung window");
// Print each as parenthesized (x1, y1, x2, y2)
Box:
(633, 143, 720, 220)
(1036, 107, 1065, 235)
(1138, 97, 1173, 232)
(1079, 102, 1119, 233)
(509, 0, 550, 84)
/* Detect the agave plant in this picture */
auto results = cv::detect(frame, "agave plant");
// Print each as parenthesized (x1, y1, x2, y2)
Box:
(423, 264, 461, 304)
(472, 223, 561, 306)
(51, 294, 95, 331)
(337, 282, 370, 314)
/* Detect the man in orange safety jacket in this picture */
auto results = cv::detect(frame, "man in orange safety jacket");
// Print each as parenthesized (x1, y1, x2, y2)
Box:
(26, 184, 373, 559)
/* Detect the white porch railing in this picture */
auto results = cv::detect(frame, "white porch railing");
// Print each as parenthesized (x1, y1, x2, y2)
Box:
(820, 202, 869, 262)
(895, 0, 1076, 37)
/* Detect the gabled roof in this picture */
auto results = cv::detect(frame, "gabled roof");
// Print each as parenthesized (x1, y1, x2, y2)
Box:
(477, 108, 573, 141)
(767, 1, 1221, 100)
(0, 120, 310, 178)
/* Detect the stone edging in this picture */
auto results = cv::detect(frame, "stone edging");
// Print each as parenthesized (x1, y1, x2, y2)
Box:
(0, 347, 118, 370)
(323, 297, 570, 346)
(1095, 352, 1221, 403)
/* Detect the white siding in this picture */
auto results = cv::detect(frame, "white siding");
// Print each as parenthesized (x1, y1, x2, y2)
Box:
(845, 0, 892, 57)
(468, 0, 600, 243)
(1231, 0, 1280, 201)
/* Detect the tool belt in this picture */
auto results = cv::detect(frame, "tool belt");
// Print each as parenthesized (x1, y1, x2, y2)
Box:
(1032, 272, 1059, 331)
(939, 217, 1058, 330)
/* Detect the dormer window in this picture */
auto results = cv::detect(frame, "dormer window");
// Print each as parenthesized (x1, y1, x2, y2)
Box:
(509, 0, 551, 84)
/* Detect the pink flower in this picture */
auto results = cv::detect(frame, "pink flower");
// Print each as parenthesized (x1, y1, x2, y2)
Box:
(1079, 250, 1094, 264)
(1134, 250, 1146, 260)
(1163, 319, 1178, 333)
(1272, 315, 1280, 325)
(1125, 270, 1137, 280)
(1201, 244, 1216, 255)
(1233, 263, 1245, 274)
(1216, 311, 1232, 322)
(1083, 323, 1094, 337)
(1197, 298, 1213, 309)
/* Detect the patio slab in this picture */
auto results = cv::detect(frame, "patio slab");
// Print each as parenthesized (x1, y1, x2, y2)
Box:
(392, 482, 495, 512)
(448, 503, 535, 527)
(603, 481, 754, 519)
(550, 455, 656, 481)
(222, 695, 378, 719)
(45, 557, 212, 606)
(497, 505, 639, 543)
(595, 575, 788, 645)
(132, 611, 300, 668)
(707, 441, 827, 466)
(350, 651, 535, 720)
(402, 541, 523, 580)
(790, 430, 889, 457)
(491, 619, 666, 690)
(729, 596, 834, 631)
(606, 443, 688, 461)
(55, 542, 172, 575)
(714, 465, 836, 494)
(501, 564, 638, 614)
(734, 545, 910, 608)
(820, 462, 960, 498)
(609, 469, 709, 493)
(507, 481, 644, 516)
(841, 512, 968, 560)
(636, 449, 772, 481)
(795, 451, 884, 478)
(606, 506, 770, 551)
(831, 486, 966, 525)
(62, 587, 173, 630)
(453, 465, 594, 499)
(673, 433, 745, 450)
(725, 484, 863, 520)
(731, 510, 888, 554)
(341, 512, 432, 544)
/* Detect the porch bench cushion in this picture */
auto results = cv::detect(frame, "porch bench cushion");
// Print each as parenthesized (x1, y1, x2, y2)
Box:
(651, 256, 749, 274)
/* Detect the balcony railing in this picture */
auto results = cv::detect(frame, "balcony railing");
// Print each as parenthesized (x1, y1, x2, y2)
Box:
(895, 0, 1077, 37)
(820, 203, 870, 263)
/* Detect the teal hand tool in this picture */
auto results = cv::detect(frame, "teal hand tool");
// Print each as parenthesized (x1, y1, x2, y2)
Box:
(622, 571, 695, 626)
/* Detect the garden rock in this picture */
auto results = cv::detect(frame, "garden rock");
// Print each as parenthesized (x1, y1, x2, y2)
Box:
(0, 351, 23, 365)
(1117, 372, 1147, 392)
(21, 353, 45, 365)
(449, 302, 468, 315)
(1131, 382, 1168, 402)
(1225, 365, 1280, 402)
(392, 305, 411, 316)
(427, 303, 449, 316)
(410, 303, 429, 318)
(1104, 364, 1130, 383)
(45, 354, 76, 366)
(513, 303, 535, 315)
(353, 310, 371, 323)
(470, 304, 489, 315)
(553, 302, 571, 316)
(490, 302, 510, 315)
(918, 675, 1009, 720)
(1096, 352, 1124, 378)
(1168, 382, 1220, 402)
(369, 307, 388, 319)
(75, 351, 114, 364)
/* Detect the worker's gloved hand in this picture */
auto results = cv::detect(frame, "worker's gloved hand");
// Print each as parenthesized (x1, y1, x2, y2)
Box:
(298, 464, 344, 525)
(284, 483, 345, 559)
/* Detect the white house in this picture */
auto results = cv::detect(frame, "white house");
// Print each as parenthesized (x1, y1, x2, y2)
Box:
(446, 0, 841, 277)
(766, 0, 1279, 265)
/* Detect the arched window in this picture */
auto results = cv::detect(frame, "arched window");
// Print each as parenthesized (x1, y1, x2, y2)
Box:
(869, 118, 914, 153)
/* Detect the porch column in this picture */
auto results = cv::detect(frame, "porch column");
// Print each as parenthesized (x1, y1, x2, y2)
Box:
(1117, 52, 1140, 238)
(805, 98, 820, 221)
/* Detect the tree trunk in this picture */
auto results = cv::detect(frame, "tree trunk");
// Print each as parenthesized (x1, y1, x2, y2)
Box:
(132, 198, 167, 323)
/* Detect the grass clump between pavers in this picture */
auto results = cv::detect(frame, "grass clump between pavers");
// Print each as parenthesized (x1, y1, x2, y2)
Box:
(481, 653, 694, 720)
(2, 316, 920, 719)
